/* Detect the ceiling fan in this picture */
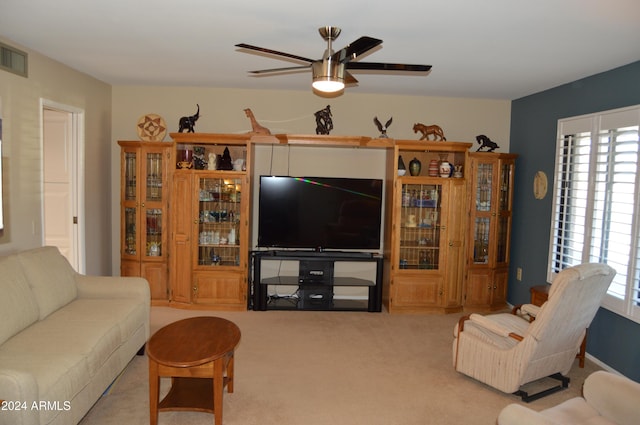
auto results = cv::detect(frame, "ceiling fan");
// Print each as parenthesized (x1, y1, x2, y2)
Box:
(235, 26, 432, 93)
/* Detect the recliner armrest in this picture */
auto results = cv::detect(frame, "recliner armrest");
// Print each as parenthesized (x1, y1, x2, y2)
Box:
(467, 313, 526, 341)
(521, 304, 540, 317)
(469, 314, 515, 338)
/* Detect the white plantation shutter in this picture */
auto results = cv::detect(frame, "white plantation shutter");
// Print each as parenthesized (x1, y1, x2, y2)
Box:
(550, 129, 591, 272)
(549, 105, 640, 323)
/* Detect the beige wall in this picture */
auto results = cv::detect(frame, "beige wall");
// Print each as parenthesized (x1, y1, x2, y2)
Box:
(0, 37, 112, 274)
(0, 39, 511, 277)
(112, 86, 511, 274)
(112, 86, 511, 141)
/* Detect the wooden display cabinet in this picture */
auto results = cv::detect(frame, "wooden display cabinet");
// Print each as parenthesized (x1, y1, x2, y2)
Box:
(463, 152, 517, 311)
(118, 133, 517, 314)
(118, 141, 172, 304)
(169, 133, 252, 310)
(383, 141, 471, 313)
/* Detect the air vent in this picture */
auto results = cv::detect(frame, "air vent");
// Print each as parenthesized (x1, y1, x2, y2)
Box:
(0, 42, 28, 77)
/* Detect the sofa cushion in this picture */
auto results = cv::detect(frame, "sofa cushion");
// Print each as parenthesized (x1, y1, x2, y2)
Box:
(0, 334, 90, 424)
(43, 298, 146, 374)
(18, 246, 78, 319)
(0, 255, 40, 345)
(0, 297, 146, 424)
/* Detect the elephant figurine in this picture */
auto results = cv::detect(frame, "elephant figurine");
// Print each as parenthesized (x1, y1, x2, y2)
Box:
(178, 104, 200, 133)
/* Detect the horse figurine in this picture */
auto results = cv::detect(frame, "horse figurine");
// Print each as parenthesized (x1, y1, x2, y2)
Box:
(314, 105, 333, 135)
(244, 108, 271, 135)
(475, 134, 500, 152)
(178, 104, 200, 133)
(413, 123, 446, 141)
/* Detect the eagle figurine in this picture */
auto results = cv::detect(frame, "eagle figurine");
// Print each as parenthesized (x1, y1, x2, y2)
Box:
(374, 116, 393, 138)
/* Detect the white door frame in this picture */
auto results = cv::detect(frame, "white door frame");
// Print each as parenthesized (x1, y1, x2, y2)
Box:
(40, 99, 86, 273)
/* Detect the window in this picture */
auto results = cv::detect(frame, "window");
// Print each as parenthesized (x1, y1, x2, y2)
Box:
(549, 105, 640, 324)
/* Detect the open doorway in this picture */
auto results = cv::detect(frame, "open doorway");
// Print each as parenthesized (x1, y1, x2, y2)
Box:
(41, 100, 85, 273)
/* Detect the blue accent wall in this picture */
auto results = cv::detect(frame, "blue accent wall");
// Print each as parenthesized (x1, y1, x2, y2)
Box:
(509, 61, 640, 381)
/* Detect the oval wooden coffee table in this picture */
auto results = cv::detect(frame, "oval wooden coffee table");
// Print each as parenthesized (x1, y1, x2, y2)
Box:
(147, 316, 241, 425)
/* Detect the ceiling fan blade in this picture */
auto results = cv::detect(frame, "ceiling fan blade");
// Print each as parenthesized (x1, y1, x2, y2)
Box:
(346, 62, 432, 72)
(249, 64, 312, 74)
(345, 71, 358, 85)
(332, 36, 383, 63)
(235, 43, 316, 64)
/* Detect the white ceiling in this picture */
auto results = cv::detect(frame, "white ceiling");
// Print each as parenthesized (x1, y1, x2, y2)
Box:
(1, 0, 639, 100)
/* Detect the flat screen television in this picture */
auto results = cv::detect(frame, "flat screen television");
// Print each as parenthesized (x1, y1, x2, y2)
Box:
(258, 176, 384, 251)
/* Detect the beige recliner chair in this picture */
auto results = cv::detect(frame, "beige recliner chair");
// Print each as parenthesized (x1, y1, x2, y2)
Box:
(498, 370, 640, 425)
(453, 263, 615, 401)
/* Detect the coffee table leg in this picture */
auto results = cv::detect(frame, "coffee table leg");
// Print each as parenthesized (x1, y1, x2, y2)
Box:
(214, 358, 224, 425)
(149, 360, 159, 425)
(227, 353, 235, 393)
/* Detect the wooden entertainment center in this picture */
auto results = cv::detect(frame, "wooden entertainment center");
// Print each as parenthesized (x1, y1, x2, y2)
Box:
(118, 133, 516, 313)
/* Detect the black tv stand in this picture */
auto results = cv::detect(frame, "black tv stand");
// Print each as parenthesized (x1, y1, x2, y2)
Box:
(250, 250, 383, 312)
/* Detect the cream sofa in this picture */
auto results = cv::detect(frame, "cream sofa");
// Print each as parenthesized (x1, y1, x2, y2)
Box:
(0, 246, 150, 425)
(498, 371, 640, 425)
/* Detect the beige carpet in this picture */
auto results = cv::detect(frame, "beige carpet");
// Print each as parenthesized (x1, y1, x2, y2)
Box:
(79, 307, 599, 425)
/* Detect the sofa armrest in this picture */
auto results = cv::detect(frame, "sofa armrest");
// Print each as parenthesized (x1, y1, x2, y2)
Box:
(497, 403, 559, 425)
(583, 370, 640, 425)
(0, 369, 39, 425)
(75, 275, 150, 302)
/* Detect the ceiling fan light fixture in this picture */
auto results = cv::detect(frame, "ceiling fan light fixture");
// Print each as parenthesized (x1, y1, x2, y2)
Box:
(312, 60, 345, 93)
(312, 78, 345, 93)
(237, 26, 431, 94)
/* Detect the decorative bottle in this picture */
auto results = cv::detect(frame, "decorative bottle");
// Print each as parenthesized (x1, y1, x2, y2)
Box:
(398, 155, 407, 176)
(428, 159, 439, 177)
(439, 160, 451, 178)
(409, 157, 422, 176)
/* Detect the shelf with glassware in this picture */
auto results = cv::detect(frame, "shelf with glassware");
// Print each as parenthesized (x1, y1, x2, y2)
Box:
(383, 140, 471, 314)
(169, 133, 255, 310)
(399, 184, 442, 270)
(118, 141, 172, 304)
(191, 174, 247, 308)
(196, 176, 243, 267)
(463, 152, 517, 311)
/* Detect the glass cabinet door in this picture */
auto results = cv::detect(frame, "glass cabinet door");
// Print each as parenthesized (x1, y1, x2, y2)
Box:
(196, 176, 242, 267)
(398, 182, 443, 270)
(122, 150, 138, 257)
(496, 160, 514, 264)
(145, 152, 163, 202)
(125, 152, 137, 201)
(475, 162, 493, 212)
(122, 146, 169, 260)
(470, 158, 514, 265)
(142, 150, 165, 258)
(144, 208, 162, 256)
(472, 161, 495, 265)
(124, 207, 137, 255)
